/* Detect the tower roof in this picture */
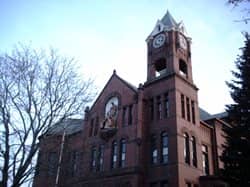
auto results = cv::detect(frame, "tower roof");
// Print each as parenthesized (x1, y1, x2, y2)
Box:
(146, 10, 189, 41)
(161, 10, 178, 29)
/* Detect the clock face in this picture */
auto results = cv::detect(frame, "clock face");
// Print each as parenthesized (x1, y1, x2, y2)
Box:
(179, 34, 187, 50)
(153, 33, 166, 48)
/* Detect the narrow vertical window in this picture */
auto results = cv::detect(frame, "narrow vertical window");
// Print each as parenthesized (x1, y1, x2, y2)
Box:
(89, 119, 94, 137)
(184, 133, 190, 164)
(119, 139, 126, 167)
(111, 141, 118, 169)
(48, 152, 57, 176)
(122, 107, 127, 126)
(191, 136, 197, 167)
(150, 98, 154, 120)
(164, 93, 169, 118)
(76, 151, 83, 176)
(157, 96, 162, 119)
(161, 132, 168, 164)
(91, 147, 97, 172)
(94, 116, 99, 136)
(99, 145, 104, 171)
(186, 97, 190, 121)
(128, 105, 133, 125)
(191, 100, 196, 124)
(69, 151, 81, 177)
(151, 135, 158, 164)
(202, 145, 209, 175)
(69, 151, 77, 177)
(181, 94, 185, 118)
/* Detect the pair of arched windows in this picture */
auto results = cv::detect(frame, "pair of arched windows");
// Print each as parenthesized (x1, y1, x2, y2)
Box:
(111, 139, 126, 169)
(151, 132, 169, 164)
(183, 133, 197, 167)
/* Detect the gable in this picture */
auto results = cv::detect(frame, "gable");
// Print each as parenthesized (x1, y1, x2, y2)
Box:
(89, 70, 138, 115)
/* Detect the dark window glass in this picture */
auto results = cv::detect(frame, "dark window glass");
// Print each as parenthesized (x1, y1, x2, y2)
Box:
(191, 136, 197, 167)
(202, 145, 209, 175)
(128, 105, 133, 125)
(120, 139, 126, 167)
(89, 119, 94, 137)
(181, 94, 185, 118)
(191, 100, 196, 124)
(186, 97, 190, 121)
(164, 93, 169, 118)
(184, 133, 190, 164)
(157, 96, 162, 119)
(91, 147, 97, 172)
(48, 152, 57, 176)
(151, 135, 158, 164)
(94, 117, 99, 136)
(111, 141, 118, 169)
(69, 151, 82, 177)
(99, 145, 104, 171)
(161, 132, 168, 164)
(122, 107, 127, 126)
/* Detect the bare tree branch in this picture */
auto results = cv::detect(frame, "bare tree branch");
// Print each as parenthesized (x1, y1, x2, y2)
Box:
(0, 44, 96, 187)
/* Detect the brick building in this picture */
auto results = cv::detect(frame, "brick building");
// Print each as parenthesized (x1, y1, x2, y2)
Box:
(33, 11, 229, 187)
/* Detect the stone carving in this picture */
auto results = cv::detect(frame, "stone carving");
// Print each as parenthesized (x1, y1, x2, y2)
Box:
(101, 102, 117, 129)
(100, 97, 119, 140)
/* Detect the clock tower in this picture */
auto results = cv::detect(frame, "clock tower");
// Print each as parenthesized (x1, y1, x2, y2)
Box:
(143, 11, 201, 187)
(146, 11, 193, 83)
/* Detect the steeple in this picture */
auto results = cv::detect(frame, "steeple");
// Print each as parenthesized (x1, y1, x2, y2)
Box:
(146, 10, 188, 41)
(160, 10, 178, 30)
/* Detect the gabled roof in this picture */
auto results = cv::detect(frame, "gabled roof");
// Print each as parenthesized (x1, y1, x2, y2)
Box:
(199, 108, 212, 121)
(209, 112, 228, 119)
(88, 70, 138, 113)
(115, 71, 138, 93)
(199, 107, 228, 121)
(46, 118, 84, 136)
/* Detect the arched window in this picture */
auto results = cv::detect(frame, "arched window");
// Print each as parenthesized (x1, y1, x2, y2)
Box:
(119, 139, 126, 167)
(111, 141, 118, 169)
(151, 135, 158, 164)
(155, 58, 167, 77)
(161, 132, 168, 163)
(179, 59, 188, 77)
(184, 133, 190, 164)
(191, 136, 197, 167)
(202, 145, 209, 175)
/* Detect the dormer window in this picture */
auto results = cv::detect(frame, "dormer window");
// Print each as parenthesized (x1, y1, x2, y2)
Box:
(158, 25, 161, 32)
(179, 59, 188, 78)
(155, 58, 167, 77)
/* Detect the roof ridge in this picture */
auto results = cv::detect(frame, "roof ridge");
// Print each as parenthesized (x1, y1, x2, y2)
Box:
(114, 71, 138, 93)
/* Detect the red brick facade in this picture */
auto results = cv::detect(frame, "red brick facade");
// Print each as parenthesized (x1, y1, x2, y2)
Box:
(33, 11, 228, 187)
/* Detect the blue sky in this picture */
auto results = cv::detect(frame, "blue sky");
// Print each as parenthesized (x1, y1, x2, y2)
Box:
(0, 0, 249, 114)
